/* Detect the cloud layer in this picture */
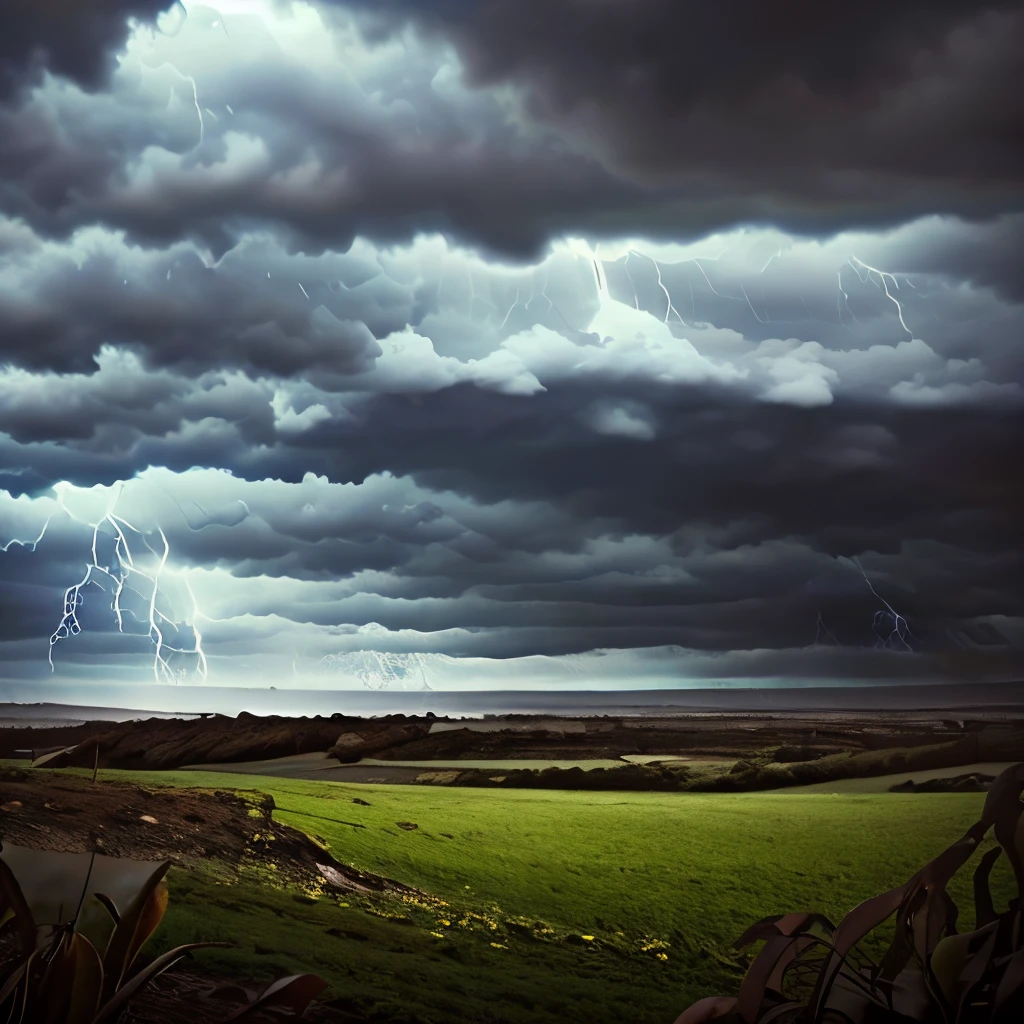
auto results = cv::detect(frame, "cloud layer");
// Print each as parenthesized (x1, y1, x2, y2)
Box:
(0, 1, 1021, 693)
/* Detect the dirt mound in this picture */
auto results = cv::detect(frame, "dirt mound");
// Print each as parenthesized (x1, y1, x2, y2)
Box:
(0, 769, 399, 895)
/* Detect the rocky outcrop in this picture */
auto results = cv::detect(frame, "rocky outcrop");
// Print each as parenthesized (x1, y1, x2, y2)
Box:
(327, 721, 433, 762)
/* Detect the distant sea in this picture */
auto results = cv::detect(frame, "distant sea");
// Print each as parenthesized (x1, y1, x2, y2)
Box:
(0, 680, 1022, 724)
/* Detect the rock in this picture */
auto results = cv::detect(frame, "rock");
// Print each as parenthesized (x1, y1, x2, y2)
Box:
(396, 821, 418, 831)
(331, 733, 368, 763)
(139, 814, 159, 824)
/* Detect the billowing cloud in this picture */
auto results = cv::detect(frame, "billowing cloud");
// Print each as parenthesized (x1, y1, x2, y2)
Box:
(0, 1, 1021, 695)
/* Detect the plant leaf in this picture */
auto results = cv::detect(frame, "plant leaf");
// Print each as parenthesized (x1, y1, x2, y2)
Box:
(953, 923, 999, 1019)
(66, 933, 104, 1024)
(0, 957, 29, 1023)
(673, 995, 738, 1024)
(994, 947, 1024, 1012)
(734, 913, 834, 951)
(217, 974, 327, 1023)
(981, 763, 1024, 898)
(972, 847, 1002, 929)
(94, 941, 231, 1024)
(0, 857, 37, 956)
(735, 934, 804, 1023)
(35, 929, 81, 1024)
(124, 880, 169, 974)
(92, 893, 120, 926)
(100, 860, 171, 1000)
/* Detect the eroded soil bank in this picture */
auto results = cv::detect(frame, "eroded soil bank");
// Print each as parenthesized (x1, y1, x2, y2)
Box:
(0, 768, 432, 1021)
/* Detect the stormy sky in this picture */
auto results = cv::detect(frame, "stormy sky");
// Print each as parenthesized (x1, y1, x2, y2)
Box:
(0, 0, 1022, 696)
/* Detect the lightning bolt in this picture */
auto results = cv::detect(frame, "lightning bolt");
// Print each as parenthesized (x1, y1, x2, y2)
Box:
(687, 254, 777, 326)
(558, 235, 926, 342)
(622, 252, 640, 310)
(760, 246, 783, 275)
(836, 267, 858, 326)
(499, 286, 521, 329)
(36, 484, 210, 683)
(535, 265, 553, 313)
(524, 266, 546, 313)
(814, 610, 839, 646)
(848, 256, 913, 338)
(850, 556, 914, 652)
(465, 264, 497, 321)
(145, 8, 207, 149)
(566, 240, 922, 338)
(165, 65, 205, 147)
(628, 250, 686, 325)
(0, 516, 52, 553)
(738, 281, 769, 324)
(592, 242, 609, 298)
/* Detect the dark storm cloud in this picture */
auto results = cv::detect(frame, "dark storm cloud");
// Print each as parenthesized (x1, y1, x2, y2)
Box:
(0, 1, 1022, 690)
(0, 237, 383, 379)
(0, 2, 1019, 261)
(339, 0, 1024, 236)
(0, 2, 648, 262)
(297, 383, 1024, 559)
(0, 0, 170, 98)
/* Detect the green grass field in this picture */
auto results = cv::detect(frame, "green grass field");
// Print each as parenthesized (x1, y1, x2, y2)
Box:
(39, 770, 1024, 1023)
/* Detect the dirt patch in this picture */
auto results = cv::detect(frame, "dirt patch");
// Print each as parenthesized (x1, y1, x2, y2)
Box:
(0, 768, 402, 896)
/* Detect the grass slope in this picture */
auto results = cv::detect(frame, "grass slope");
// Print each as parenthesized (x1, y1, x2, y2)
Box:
(61, 770, 1024, 1023)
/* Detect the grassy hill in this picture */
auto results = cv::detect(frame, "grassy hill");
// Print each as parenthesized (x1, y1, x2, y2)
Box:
(10, 767, 1017, 1023)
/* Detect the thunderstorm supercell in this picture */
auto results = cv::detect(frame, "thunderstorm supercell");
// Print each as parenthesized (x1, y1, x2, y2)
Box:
(0, 0, 1022, 699)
